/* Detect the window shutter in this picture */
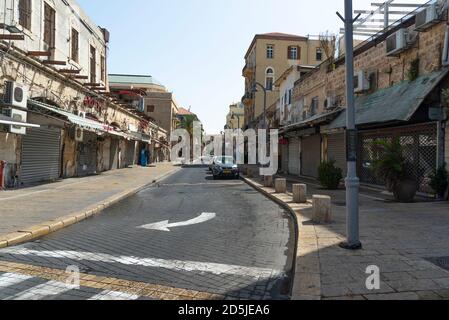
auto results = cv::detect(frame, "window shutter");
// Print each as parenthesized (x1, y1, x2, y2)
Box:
(297, 46, 301, 60)
(287, 46, 291, 59)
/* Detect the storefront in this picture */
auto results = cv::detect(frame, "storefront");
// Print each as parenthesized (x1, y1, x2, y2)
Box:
(288, 137, 301, 176)
(325, 132, 347, 177)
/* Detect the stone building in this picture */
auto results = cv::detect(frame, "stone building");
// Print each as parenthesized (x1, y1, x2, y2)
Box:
(225, 102, 244, 130)
(241, 33, 326, 129)
(281, 1, 449, 194)
(0, 0, 164, 189)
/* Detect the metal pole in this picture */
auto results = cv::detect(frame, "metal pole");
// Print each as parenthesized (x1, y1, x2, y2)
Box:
(384, 2, 389, 29)
(263, 88, 267, 129)
(340, 0, 362, 250)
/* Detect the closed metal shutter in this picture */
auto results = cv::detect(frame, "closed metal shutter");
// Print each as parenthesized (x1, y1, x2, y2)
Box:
(327, 133, 347, 176)
(125, 141, 136, 167)
(281, 144, 289, 173)
(109, 138, 119, 170)
(21, 127, 61, 185)
(77, 131, 97, 177)
(288, 138, 300, 175)
(301, 135, 321, 178)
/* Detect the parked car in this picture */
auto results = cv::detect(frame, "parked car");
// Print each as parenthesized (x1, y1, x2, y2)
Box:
(212, 156, 239, 179)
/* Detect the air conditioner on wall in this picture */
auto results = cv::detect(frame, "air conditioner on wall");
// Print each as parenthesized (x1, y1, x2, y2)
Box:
(386, 28, 416, 56)
(414, 3, 439, 32)
(354, 71, 370, 93)
(3, 81, 28, 110)
(324, 96, 337, 109)
(0, 108, 27, 135)
(75, 127, 84, 142)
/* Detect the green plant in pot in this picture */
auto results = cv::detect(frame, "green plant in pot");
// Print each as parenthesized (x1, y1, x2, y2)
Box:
(318, 160, 343, 190)
(372, 138, 417, 203)
(430, 165, 448, 200)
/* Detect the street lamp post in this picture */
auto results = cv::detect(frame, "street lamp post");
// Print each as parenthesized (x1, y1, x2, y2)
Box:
(251, 82, 268, 129)
(337, 0, 362, 250)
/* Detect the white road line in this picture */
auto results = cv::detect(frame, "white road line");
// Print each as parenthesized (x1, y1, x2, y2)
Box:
(139, 212, 216, 231)
(88, 290, 139, 300)
(5, 280, 72, 300)
(1, 247, 282, 279)
(0, 273, 33, 289)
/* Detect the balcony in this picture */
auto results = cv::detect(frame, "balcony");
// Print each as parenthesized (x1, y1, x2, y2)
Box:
(242, 64, 255, 79)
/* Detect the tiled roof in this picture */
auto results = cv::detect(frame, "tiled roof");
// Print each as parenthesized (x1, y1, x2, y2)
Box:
(177, 108, 194, 116)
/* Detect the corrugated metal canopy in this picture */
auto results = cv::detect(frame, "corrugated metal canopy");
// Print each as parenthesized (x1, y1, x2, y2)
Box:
(328, 68, 449, 130)
(28, 100, 109, 132)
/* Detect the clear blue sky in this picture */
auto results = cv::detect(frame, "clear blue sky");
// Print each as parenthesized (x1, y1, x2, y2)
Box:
(77, 0, 425, 134)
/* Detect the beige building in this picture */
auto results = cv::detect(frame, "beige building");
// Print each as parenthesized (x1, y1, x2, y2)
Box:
(242, 33, 325, 128)
(225, 103, 245, 129)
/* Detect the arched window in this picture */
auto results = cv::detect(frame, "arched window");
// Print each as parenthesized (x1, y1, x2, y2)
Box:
(265, 68, 274, 91)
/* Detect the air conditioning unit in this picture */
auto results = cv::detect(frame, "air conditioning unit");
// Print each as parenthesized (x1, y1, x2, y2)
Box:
(415, 3, 438, 32)
(386, 29, 416, 56)
(75, 127, 84, 142)
(3, 81, 28, 109)
(324, 96, 337, 109)
(354, 71, 370, 93)
(0, 108, 27, 135)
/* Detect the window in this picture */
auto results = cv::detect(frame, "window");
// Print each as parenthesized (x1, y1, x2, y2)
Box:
(19, 0, 31, 30)
(288, 89, 292, 105)
(288, 46, 300, 60)
(90, 46, 96, 83)
(147, 105, 155, 113)
(316, 48, 323, 61)
(267, 45, 274, 59)
(43, 3, 56, 49)
(265, 68, 274, 91)
(100, 55, 105, 82)
(71, 28, 79, 63)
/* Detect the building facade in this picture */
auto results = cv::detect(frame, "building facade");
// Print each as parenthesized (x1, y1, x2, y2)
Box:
(242, 33, 326, 129)
(0, 0, 164, 189)
(280, 1, 449, 195)
(225, 102, 244, 129)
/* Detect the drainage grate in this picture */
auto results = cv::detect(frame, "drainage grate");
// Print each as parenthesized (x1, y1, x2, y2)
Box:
(426, 257, 449, 272)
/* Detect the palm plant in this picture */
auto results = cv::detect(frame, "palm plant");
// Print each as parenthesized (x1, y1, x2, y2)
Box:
(372, 138, 407, 191)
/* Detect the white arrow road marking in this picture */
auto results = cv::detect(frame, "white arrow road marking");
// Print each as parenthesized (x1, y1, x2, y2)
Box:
(1, 247, 283, 280)
(138, 212, 216, 231)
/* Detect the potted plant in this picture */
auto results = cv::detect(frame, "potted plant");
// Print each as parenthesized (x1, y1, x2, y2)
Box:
(318, 160, 343, 190)
(430, 165, 448, 200)
(372, 138, 417, 203)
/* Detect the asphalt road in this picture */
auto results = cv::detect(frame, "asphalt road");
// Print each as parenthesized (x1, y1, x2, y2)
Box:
(0, 166, 295, 300)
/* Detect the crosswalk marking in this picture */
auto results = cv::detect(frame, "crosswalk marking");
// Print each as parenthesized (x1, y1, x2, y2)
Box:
(0, 273, 33, 289)
(5, 280, 72, 300)
(0, 247, 282, 279)
(88, 290, 140, 300)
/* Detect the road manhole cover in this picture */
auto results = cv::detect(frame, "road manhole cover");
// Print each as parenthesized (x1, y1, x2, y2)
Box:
(426, 257, 449, 272)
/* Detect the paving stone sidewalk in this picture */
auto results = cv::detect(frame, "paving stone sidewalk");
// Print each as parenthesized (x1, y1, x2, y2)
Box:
(0, 163, 179, 237)
(243, 174, 449, 300)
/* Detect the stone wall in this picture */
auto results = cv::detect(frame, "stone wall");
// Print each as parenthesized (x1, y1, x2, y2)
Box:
(292, 17, 448, 116)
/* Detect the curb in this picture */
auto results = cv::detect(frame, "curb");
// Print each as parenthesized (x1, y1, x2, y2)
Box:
(0, 167, 181, 249)
(241, 175, 322, 300)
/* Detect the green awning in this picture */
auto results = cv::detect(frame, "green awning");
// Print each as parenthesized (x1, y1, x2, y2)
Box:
(328, 68, 449, 130)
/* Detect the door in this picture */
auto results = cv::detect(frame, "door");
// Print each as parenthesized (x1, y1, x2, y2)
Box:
(301, 135, 321, 178)
(21, 127, 61, 185)
(109, 138, 119, 170)
(76, 131, 97, 177)
(327, 133, 347, 177)
(288, 137, 300, 175)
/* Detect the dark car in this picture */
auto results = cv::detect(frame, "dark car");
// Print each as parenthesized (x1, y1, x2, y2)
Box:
(212, 156, 239, 179)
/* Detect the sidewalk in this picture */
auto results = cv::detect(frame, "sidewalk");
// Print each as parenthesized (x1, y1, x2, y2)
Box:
(0, 163, 180, 247)
(243, 174, 449, 300)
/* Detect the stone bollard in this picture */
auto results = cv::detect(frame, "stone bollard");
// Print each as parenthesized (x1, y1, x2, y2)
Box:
(264, 175, 274, 188)
(293, 184, 307, 203)
(312, 195, 332, 224)
(275, 178, 287, 193)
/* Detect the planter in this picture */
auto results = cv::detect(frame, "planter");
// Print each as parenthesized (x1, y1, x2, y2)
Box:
(393, 179, 417, 203)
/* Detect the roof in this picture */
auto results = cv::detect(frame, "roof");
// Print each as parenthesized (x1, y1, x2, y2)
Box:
(328, 68, 449, 130)
(245, 33, 309, 59)
(177, 108, 195, 116)
(108, 74, 164, 87)
(280, 108, 344, 135)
